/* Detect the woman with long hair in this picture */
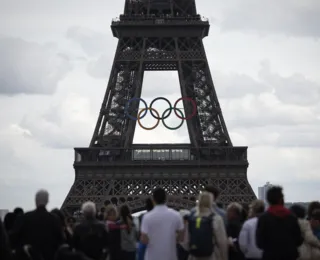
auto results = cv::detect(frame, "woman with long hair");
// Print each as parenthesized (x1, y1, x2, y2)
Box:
(51, 209, 73, 245)
(118, 205, 137, 260)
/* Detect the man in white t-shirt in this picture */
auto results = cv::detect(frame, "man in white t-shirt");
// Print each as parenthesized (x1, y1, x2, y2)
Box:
(140, 188, 184, 260)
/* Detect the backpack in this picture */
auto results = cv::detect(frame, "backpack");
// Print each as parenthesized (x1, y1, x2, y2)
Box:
(188, 212, 214, 257)
(118, 220, 137, 252)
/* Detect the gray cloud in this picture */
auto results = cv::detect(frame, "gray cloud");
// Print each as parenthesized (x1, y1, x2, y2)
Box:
(87, 54, 113, 79)
(20, 93, 95, 149)
(218, 60, 320, 102)
(67, 26, 116, 57)
(259, 61, 320, 106)
(214, 71, 271, 99)
(0, 37, 73, 95)
(219, 0, 320, 38)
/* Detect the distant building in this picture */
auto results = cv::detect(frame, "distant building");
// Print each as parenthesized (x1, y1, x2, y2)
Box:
(258, 182, 273, 205)
(0, 209, 9, 220)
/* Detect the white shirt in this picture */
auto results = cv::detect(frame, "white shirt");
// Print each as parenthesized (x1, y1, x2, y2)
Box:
(141, 205, 184, 260)
(238, 217, 263, 259)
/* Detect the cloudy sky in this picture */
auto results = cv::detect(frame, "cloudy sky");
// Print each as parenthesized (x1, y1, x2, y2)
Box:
(1, 0, 320, 211)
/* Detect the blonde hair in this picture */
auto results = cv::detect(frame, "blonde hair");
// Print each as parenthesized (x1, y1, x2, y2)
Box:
(105, 204, 117, 217)
(196, 191, 213, 214)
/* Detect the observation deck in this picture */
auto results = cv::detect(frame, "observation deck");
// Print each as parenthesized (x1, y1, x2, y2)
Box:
(111, 15, 210, 38)
(74, 144, 248, 169)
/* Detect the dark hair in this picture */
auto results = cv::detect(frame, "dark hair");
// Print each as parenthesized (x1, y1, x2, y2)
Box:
(307, 201, 320, 219)
(311, 209, 320, 221)
(145, 198, 154, 211)
(216, 202, 224, 209)
(204, 185, 220, 200)
(13, 207, 24, 215)
(120, 205, 133, 233)
(153, 188, 166, 205)
(266, 186, 284, 205)
(51, 208, 66, 227)
(100, 207, 105, 213)
(290, 204, 306, 219)
(241, 203, 249, 222)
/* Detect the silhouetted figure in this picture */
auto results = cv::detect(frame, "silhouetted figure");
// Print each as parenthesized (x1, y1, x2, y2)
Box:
(0, 218, 10, 260)
(51, 209, 73, 245)
(11, 189, 64, 260)
(256, 186, 303, 260)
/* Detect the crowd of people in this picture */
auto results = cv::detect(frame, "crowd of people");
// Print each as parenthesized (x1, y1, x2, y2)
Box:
(0, 186, 320, 260)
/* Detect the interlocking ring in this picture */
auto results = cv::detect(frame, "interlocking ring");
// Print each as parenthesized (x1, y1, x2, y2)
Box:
(174, 97, 197, 120)
(125, 97, 148, 121)
(124, 96, 197, 130)
(161, 107, 184, 130)
(149, 97, 172, 120)
(137, 107, 160, 130)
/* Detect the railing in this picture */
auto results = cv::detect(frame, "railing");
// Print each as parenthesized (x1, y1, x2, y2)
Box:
(74, 145, 247, 165)
(112, 15, 209, 25)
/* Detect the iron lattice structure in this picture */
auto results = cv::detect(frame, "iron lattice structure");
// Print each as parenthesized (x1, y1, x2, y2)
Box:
(61, 0, 256, 214)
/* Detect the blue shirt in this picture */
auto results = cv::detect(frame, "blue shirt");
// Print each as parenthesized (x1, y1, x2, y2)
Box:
(313, 228, 320, 240)
(213, 204, 227, 225)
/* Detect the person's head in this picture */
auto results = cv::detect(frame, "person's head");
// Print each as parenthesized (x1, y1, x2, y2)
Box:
(35, 189, 49, 208)
(290, 204, 306, 219)
(67, 216, 76, 228)
(307, 201, 320, 219)
(51, 208, 66, 226)
(196, 191, 213, 214)
(13, 207, 24, 216)
(81, 201, 96, 219)
(249, 200, 265, 218)
(227, 202, 242, 221)
(266, 186, 284, 206)
(203, 185, 220, 201)
(145, 197, 154, 212)
(120, 205, 132, 221)
(310, 209, 320, 229)
(105, 204, 118, 221)
(153, 187, 166, 205)
(100, 207, 105, 213)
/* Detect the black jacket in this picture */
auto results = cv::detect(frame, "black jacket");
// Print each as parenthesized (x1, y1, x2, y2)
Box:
(72, 218, 108, 260)
(256, 205, 303, 260)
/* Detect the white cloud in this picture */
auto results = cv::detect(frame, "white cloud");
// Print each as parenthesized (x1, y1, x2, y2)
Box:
(219, 0, 320, 38)
(0, 37, 73, 95)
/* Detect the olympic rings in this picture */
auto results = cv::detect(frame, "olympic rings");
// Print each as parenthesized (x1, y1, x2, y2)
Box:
(124, 96, 197, 130)
(137, 107, 160, 130)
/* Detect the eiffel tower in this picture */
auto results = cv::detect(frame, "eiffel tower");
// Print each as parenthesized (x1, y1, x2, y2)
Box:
(61, 0, 256, 214)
